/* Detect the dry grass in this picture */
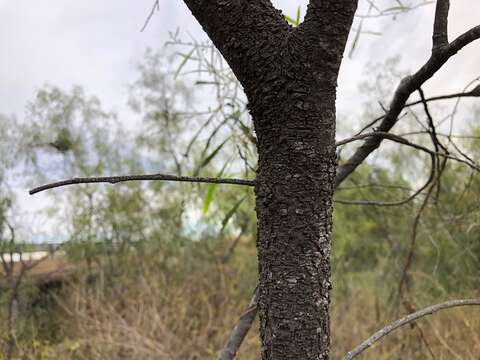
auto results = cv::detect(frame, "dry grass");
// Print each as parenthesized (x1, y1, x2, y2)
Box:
(331, 285, 480, 359)
(2, 243, 479, 359)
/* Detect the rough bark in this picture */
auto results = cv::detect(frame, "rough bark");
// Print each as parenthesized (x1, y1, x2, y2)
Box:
(183, 1, 357, 358)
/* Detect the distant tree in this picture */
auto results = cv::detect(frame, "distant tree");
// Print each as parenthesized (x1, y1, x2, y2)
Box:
(0, 197, 52, 359)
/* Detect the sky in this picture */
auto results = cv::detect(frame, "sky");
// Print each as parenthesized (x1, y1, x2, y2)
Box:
(0, 0, 479, 241)
(1, 1, 479, 118)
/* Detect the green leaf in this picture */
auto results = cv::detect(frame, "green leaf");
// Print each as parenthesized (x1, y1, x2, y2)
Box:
(202, 159, 231, 215)
(203, 184, 217, 214)
(221, 195, 247, 232)
(285, 6, 301, 26)
(193, 137, 229, 177)
(174, 48, 195, 79)
(194, 81, 220, 86)
(284, 15, 297, 26)
(184, 113, 215, 158)
(296, 6, 301, 25)
(198, 117, 230, 161)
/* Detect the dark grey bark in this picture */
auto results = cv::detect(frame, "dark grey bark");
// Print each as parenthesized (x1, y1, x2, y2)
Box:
(183, 1, 357, 358)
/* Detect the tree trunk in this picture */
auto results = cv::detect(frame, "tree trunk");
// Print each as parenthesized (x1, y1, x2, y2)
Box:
(254, 88, 337, 358)
(183, 1, 358, 358)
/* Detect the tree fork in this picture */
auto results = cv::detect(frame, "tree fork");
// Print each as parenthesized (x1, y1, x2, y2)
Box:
(182, 1, 357, 358)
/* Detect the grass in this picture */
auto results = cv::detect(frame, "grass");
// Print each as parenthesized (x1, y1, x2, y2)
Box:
(1, 239, 478, 359)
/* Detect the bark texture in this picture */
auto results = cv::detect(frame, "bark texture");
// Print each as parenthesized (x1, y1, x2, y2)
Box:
(183, 1, 357, 358)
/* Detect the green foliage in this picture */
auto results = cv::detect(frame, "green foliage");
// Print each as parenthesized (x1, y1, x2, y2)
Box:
(220, 194, 247, 233)
(284, 7, 301, 27)
(193, 137, 230, 176)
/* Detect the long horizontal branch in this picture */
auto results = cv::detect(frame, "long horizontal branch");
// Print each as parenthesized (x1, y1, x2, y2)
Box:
(344, 298, 480, 360)
(29, 174, 255, 195)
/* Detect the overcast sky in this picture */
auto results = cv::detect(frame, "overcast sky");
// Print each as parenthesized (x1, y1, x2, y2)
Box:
(0, 0, 479, 241)
(1, 1, 479, 118)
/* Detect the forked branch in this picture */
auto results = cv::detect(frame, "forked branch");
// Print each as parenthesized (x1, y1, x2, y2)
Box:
(336, 16, 480, 187)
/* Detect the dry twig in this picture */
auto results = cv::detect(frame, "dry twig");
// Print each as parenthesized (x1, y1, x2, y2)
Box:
(29, 173, 255, 195)
(344, 299, 480, 360)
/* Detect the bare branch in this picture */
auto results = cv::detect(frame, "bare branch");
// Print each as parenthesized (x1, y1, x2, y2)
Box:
(405, 85, 480, 107)
(337, 183, 413, 192)
(335, 132, 436, 207)
(344, 299, 480, 360)
(354, 87, 480, 137)
(335, 129, 480, 205)
(220, 224, 247, 264)
(336, 131, 470, 167)
(217, 286, 259, 360)
(418, 88, 447, 153)
(140, 0, 160, 32)
(448, 25, 480, 56)
(29, 173, 255, 195)
(336, 20, 480, 187)
(432, 0, 450, 51)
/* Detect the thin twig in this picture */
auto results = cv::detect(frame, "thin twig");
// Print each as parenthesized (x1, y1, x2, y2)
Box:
(344, 299, 480, 360)
(336, 131, 479, 172)
(221, 224, 247, 264)
(29, 174, 255, 195)
(405, 86, 480, 107)
(336, 23, 480, 187)
(140, 0, 160, 32)
(353, 88, 480, 137)
(335, 132, 436, 207)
